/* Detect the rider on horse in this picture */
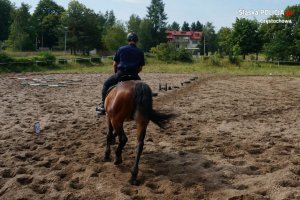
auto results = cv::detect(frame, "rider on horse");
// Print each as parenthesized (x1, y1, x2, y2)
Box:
(97, 32, 145, 115)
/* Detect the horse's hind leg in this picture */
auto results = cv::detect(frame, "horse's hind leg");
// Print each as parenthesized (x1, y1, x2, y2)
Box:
(114, 126, 128, 165)
(130, 119, 149, 185)
(104, 119, 114, 161)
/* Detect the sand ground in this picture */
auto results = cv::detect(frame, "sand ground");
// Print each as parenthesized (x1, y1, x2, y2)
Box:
(0, 73, 299, 200)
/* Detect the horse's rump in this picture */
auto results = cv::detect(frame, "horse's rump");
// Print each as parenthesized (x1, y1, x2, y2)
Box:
(105, 80, 174, 127)
(105, 81, 137, 120)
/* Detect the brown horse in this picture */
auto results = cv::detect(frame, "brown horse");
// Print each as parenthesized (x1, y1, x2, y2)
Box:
(103, 80, 173, 185)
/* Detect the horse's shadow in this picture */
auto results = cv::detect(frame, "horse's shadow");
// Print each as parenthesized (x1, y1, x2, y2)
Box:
(121, 149, 230, 191)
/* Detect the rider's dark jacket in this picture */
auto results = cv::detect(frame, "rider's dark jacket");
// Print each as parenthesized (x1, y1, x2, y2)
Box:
(101, 43, 145, 102)
(114, 44, 145, 73)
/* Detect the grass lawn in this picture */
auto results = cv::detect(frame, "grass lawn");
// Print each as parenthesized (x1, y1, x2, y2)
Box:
(47, 57, 300, 77)
(1, 55, 299, 76)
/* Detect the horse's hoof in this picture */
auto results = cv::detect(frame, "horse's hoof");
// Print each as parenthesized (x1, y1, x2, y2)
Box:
(110, 138, 116, 145)
(114, 157, 122, 165)
(130, 178, 139, 186)
(103, 157, 111, 162)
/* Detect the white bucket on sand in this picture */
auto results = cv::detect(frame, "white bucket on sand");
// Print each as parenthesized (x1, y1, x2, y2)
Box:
(34, 121, 41, 134)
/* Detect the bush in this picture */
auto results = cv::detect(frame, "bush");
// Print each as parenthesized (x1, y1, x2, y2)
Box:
(14, 58, 34, 67)
(58, 59, 68, 64)
(250, 54, 256, 60)
(76, 58, 91, 64)
(210, 52, 221, 66)
(91, 57, 102, 63)
(32, 51, 56, 66)
(144, 52, 156, 58)
(229, 55, 241, 66)
(177, 48, 193, 62)
(38, 51, 56, 61)
(0, 52, 13, 63)
(0, 51, 59, 73)
(151, 43, 176, 62)
(150, 43, 193, 62)
(203, 56, 209, 61)
(252, 61, 261, 67)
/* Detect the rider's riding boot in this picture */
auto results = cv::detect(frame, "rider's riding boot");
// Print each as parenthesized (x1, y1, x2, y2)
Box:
(96, 102, 105, 115)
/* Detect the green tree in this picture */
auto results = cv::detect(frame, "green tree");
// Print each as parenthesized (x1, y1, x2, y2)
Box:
(62, 0, 101, 55)
(146, 0, 168, 46)
(7, 3, 34, 51)
(181, 21, 190, 31)
(294, 24, 300, 61)
(191, 21, 203, 31)
(102, 23, 126, 52)
(104, 10, 116, 26)
(293, 19, 300, 61)
(61, 0, 84, 54)
(217, 27, 232, 55)
(80, 8, 102, 54)
(167, 21, 180, 31)
(259, 15, 285, 45)
(232, 18, 262, 59)
(32, 0, 64, 49)
(0, 0, 14, 42)
(264, 28, 293, 61)
(199, 22, 218, 56)
(96, 10, 117, 52)
(259, 15, 286, 61)
(260, 4, 300, 61)
(285, 4, 300, 61)
(138, 19, 153, 52)
(127, 14, 141, 33)
(0, 41, 3, 52)
(96, 11, 114, 51)
(285, 4, 300, 24)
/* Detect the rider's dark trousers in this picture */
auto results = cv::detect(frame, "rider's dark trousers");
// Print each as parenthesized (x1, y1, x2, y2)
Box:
(101, 70, 141, 102)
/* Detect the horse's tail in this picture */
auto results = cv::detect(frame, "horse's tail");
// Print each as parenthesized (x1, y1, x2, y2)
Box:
(134, 82, 174, 129)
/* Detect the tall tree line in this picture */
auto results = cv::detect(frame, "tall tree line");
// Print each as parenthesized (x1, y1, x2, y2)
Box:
(0, 0, 169, 54)
(217, 4, 300, 61)
(0, 0, 299, 61)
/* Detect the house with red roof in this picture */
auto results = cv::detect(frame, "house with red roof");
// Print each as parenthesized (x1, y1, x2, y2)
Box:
(166, 31, 203, 50)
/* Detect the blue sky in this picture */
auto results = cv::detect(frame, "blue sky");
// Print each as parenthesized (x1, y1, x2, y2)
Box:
(11, 0, 299, 30)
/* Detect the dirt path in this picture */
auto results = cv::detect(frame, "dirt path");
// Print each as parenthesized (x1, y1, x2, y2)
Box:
(0, 73, 299, 200)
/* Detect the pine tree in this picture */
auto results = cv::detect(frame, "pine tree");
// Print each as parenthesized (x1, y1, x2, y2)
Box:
(181, 21, 190, 31)
(0, 0, 14, 41)
(146, 0, 168, 46)
(7, 3, 33, 51)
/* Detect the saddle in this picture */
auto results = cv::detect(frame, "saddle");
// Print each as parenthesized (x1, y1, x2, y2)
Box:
(106, 75, 137, 96)
(119, 74, 136, 82)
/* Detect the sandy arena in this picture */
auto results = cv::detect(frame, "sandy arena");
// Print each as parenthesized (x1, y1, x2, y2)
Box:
(0, 73, 299, 200)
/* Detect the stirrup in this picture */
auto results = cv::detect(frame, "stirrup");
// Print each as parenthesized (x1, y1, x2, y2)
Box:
(96, 104, 106, 116)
